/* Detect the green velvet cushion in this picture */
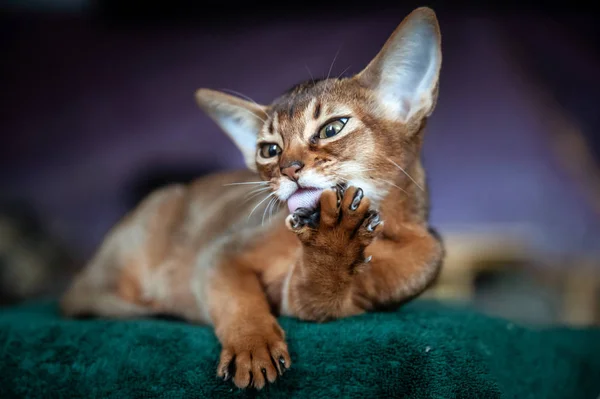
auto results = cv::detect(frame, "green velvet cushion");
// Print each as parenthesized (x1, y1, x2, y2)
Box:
(0, 300, 599, 398)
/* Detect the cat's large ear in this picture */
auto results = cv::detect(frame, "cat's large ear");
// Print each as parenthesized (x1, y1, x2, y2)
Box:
(195, 88, 268, 171)
(356, 7, 441, 123)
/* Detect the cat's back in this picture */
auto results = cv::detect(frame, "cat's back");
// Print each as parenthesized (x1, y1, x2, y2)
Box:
(182, 168, 283, 242)
(134, 168, 279, 246)
(81, 167, 277, 273)
(91, 167, 285, 272)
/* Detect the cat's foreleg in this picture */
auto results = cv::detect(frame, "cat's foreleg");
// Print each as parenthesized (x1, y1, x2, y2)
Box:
(352, 223, 443, 310)
(207, 259, 291, 390)
(282, 186, 384, 321)
(282, 185, 443, 320)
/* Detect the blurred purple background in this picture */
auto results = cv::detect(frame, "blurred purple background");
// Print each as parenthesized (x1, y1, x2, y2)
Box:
(1, 1, 600, 265)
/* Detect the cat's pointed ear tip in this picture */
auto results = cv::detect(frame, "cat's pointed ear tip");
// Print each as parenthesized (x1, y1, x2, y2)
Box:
(194, 88, 215, 103)
(406, 6, 439, 26)
(195, 88, 226, 111)
(410, 6, 437, 18)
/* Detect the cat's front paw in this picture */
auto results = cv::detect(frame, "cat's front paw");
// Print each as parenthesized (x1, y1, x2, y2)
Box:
(286, 186, 383, 263)
(217, 319, 291, 390)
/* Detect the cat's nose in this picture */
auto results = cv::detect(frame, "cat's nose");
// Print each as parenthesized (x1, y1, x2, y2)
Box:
(280, 161, 304, 181)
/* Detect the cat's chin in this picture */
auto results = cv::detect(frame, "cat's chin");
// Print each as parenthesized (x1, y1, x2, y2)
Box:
(287, 188, 324, 214)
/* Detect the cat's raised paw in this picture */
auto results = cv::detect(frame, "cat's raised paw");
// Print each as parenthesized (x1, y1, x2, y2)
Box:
(286, 186, 383, 257)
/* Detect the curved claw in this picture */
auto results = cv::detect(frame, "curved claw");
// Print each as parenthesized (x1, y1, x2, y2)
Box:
(350, 188, 364, 211)
(290, 213, 301, 229)
(367, 212, 381, 232)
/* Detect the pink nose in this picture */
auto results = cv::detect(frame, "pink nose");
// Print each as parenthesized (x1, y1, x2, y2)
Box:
(281, 162, 303, 180)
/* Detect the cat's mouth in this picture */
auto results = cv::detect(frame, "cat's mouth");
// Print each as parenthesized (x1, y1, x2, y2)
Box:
(287, 187, 324, 214)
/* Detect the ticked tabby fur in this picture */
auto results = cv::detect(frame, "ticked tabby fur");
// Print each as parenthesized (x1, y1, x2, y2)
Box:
(61, 7, 445, 390)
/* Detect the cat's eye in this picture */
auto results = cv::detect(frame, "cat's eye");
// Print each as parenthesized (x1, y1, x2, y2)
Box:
(318, 118, 349, 139)
(259, 143, 282, 158)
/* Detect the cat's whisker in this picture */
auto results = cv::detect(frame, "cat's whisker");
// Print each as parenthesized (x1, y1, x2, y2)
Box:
(264, 198, 273, 225)
(305, 63, 316, 85)
(223, 181, 269, 186)
(331, 166, 376, 184)
(377, 179, 409, 195)
(264, 197, 282, 225)
(220, 88, 269, 119)
(226, 182, 271, 205)
(326, 49, 340, 81)
(324, 48, 340, 93)
(242, 187, 271, 204)
(243, 194, 264, 206)
(351, 168, 376, 174)
(245, 186, 271, 195)
(337, 65, 352, 79)
(387, 157, 424, 191)
(262, 197, 275, 226)
(248, 192, 275, 221)
(269, 198, 281, 221)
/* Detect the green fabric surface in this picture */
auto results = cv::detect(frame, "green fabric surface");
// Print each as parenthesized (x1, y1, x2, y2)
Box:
(0, 300, 599, 398)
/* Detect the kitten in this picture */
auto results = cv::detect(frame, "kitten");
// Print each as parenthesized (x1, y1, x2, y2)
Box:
(60, 7, 445, 390)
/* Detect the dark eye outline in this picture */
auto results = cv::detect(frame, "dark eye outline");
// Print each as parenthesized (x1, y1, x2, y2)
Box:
(316, 117, 350, 140)
(259, 143, 282, 159)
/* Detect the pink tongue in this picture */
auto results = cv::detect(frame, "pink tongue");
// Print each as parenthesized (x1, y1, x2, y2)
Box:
(287, 188, 324, 213)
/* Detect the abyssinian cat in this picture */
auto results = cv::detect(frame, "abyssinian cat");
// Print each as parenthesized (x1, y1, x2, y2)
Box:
(60, 7, 444, 390)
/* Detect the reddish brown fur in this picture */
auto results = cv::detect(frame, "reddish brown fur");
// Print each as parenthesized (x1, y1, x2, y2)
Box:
(60, 7, 444, 390)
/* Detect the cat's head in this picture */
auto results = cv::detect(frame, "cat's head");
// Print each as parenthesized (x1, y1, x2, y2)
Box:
(196, 7, 441, 214)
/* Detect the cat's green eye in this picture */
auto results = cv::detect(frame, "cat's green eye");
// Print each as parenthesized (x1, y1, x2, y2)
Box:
(259, 143, 282, 158)
(318, 117, 349, 139)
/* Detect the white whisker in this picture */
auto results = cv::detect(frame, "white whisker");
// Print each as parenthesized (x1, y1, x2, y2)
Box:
(269, 198, 281, 221)
(246, 186, 271, 195)
(262, 197, 273, 226)
(386, 158, 424, 191)
(352, 168, 376, 174)
(337, 65, 351, 79)
(305, 63, 315, 85)
(377, 179, 409, 195)
(242, 187, 271, 204)
(223, 181, 268, 186)
(265, 198, 274, 223)
(326, 49, 340, 81)
(263, 197, 281, 226)
(324, 48, 340, 94)
(248, 192, 275, 221)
